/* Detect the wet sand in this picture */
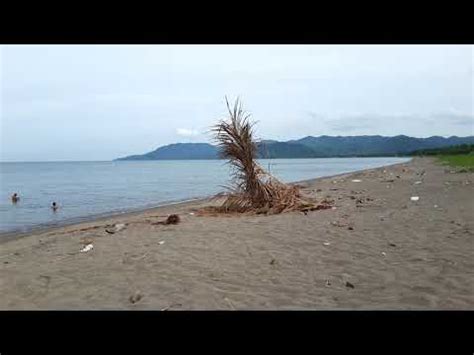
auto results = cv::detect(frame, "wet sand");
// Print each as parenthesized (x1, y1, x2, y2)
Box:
(0, 157, 472, 309)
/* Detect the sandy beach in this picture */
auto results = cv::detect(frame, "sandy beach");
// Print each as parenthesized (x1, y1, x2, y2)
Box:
(0, 157, 472, 310)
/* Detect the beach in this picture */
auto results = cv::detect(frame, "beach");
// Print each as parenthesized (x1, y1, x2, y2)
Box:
(0, 157, 472, 309)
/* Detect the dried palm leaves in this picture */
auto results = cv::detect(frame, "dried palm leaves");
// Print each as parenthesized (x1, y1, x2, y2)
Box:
(206, 97, 319, 215)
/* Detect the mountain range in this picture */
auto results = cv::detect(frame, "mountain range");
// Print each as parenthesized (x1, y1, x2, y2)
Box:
(115, 135, 474, 161)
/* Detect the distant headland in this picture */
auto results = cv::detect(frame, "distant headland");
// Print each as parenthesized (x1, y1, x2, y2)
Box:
(115, 135, 474, 161)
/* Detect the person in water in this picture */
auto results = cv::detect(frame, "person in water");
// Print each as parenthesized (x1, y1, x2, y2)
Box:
(11, 193, 20, 203)
(51, 202, 59, 211)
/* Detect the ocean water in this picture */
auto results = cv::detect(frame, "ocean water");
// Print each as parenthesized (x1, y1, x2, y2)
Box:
(0, 157, 410, 234)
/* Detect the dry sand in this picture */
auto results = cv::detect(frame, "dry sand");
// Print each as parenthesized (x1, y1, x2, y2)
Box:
(0, 157, 472, 309)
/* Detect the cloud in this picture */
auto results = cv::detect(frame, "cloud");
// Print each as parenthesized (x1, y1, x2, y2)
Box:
(176, 128, 200, 137)
(430, 113, 474, 127)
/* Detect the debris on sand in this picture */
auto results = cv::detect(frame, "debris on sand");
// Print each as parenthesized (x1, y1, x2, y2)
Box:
(331, 220, 350, 228)
(351, 179, 362, 183)
(414, 181, 423, 185)
(129, 291, 143, 304)
(345, 281, 355, 289)
(389, 243, 396, 247)
(300, 199, 335, 213)
(80, 237, 94, 245)
(158, 241, 165, 245)
(270, 258, 276, 265)
(152, 214, 181, 226)
(105, 223, 127, 234)
(410, 196, 420, 202)
(80, 244, 93, 253)
(323, 242, 331, 246)
(200, 98, 318, 216)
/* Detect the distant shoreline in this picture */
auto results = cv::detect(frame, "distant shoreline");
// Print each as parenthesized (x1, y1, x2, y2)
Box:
(0, 158, 411, 243)
(1, 156, 413, 164)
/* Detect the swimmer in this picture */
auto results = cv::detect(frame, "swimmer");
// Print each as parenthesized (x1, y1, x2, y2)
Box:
(51, 202, 59, 212)
(11, 193, 20, 203)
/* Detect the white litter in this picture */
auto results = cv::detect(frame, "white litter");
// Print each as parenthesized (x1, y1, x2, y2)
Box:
(434, 204, 438, 208)
(323, 242, 331, 246)
(351, 179, 362, 183)
(382, 252, 386, 256)
(158, 241, 165, 245)
(80, 244, 93, 253)
(331, 207, 337, 210)
(115, 223, 126, 231)
(414, 181, 422, 185)
(189, 212, 195, 216)
(410, 196, 420, 201)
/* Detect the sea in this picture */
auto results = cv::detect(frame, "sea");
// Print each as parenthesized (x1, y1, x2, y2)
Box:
(0, 157, 410, 235)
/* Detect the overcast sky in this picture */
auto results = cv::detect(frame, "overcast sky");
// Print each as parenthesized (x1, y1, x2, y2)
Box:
(1, 45, 472, 161)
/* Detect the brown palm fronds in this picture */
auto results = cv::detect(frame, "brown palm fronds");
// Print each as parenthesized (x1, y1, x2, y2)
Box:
(205, 97, 319, 215)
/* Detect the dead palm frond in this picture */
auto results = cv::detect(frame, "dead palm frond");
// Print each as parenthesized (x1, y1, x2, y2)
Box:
(205, 97, 320, 215)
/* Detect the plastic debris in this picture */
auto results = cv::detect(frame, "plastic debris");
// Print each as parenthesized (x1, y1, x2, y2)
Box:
(410, 196, 420, 201)
(351, 179, 361, 183)
(434, 204, 438, 208)
(158, 241, 165, 245)
(80, 244, 93, 253)
(323, 242, 331, 246)
(414, 181, 422, 185)
(189, 212, 195, 215)
(325, 280, 331, 287)
(345, 281, 355, 289)
(381, 252, 386, 256)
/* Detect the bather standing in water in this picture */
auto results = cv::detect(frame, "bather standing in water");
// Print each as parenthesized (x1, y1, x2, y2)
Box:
(51, 202, 59, 212)
(11, 193, 20, 203)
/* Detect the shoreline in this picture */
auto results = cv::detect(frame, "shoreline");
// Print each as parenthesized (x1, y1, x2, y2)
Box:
(0, 159, 411, 243)
(1, 156, 472, 310)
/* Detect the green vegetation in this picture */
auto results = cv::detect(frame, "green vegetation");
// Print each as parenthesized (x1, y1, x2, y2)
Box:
(410, 144, 474, 156)
(437, 154, 474, 172)
(410, 144, 474, 172)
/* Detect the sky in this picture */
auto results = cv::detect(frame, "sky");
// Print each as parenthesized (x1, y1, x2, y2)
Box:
(0, 45, 473, 162)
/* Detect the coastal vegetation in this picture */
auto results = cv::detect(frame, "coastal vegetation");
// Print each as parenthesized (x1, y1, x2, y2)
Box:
(409, 144, 474, 156)
(410, 144, 474, 171)
(438, 154, 474, 172)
